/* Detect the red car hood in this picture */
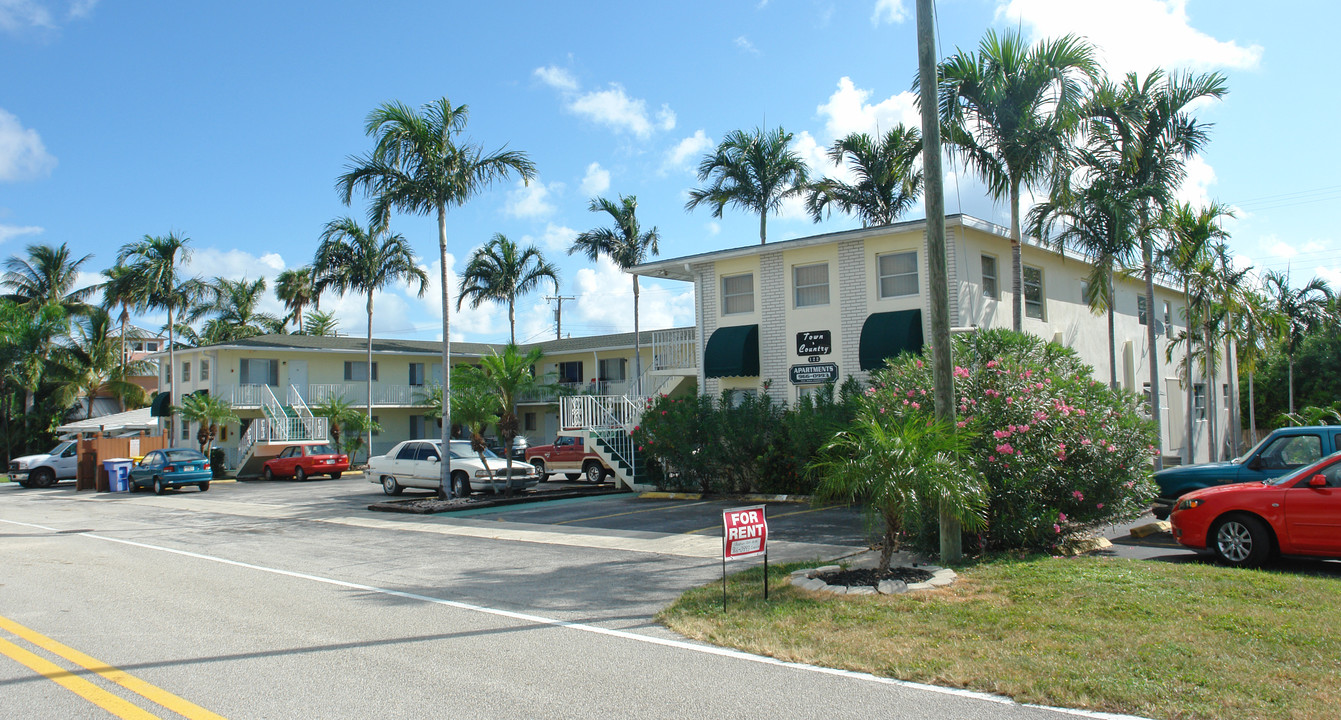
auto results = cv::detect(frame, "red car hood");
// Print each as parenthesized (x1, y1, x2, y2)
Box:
(1184, 480, 1285, 501)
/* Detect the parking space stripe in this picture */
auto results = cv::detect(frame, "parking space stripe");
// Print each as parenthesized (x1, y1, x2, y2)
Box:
(553, 500, 711, 525)
(0, 636, 162, 719)
(0, 614, 228, 720)
(683, 504, 842, 535)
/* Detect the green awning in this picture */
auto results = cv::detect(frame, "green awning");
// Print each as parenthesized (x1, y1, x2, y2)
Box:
(149, 391, 172, 417)
(704, 325, 760, 378)
(859, 310, 924, 371)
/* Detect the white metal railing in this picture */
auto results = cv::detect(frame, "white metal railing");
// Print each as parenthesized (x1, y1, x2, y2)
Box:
(235, 416, 331, 459)
(215, 384, 271, 407)
(287, 385, 316, 422)
(561, 395, 647, 430)
(307, 383, 428, 407)
(651, 328, 696, 371)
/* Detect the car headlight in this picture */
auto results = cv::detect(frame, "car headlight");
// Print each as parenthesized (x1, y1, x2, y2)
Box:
(474, 469, 491, 478)
(1175, 498, 1205, 511)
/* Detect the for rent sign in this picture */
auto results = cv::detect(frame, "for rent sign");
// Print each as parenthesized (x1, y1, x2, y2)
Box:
(722, 505, 768, 561)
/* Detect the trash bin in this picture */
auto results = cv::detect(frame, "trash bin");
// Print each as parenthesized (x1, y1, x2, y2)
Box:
(103, 458, 133, 493)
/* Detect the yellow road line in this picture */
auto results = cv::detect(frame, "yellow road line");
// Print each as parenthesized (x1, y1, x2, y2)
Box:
(0, 614, 227, 720)
(684, 504, 841, 535)
(0, 636, 161, 719)
(552, 500, 711, 526)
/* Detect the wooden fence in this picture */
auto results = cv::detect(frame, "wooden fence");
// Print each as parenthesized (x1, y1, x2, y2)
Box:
(76, 434, 172, 491)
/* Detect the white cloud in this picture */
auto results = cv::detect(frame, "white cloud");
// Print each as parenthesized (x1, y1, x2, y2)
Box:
(533, 65, 578, 92)
(568, 257, 695, 335)
(706, 221, 720, 236)
(871, 0, 909, 26)
(506, 178, 560, 219)
(185, 248, 285, 281)
(580, 162, 610, 197)
(656, 103, 676, 132)
(997, 0, 1263, 76)
(1173, 154, 1217, 209)
(525, 222, 577, 254)
(569, 84, 666, 137)
(0, 223, 42, 243)
(0, 108, 57, 181)
(663, 129, 713, 173)
(0, 0, 97, 32)
(816, 77, 922, 141)
(735, 36, 760, 55)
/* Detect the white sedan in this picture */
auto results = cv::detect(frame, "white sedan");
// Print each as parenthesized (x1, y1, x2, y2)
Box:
(368, 439, 540, 498)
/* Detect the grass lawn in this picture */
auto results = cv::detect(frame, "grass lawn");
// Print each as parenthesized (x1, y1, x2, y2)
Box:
(659, 555, 1341, 720)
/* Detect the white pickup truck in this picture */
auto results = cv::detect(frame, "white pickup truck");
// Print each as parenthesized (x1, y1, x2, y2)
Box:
(9, 440, 79, 488)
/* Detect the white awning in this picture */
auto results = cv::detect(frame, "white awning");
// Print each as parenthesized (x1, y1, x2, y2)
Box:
(56, 407, 161, 435)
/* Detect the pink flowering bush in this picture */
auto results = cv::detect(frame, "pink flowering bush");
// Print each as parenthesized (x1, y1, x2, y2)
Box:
(867, 329, 1157, 552)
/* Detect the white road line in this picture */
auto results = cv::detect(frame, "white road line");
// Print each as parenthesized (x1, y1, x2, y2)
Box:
(0, 518, 1149, 720)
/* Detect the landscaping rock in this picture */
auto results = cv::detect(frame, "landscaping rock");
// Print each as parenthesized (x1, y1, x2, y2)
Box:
(1130, 521, 1171, 538)
(906, 582, 933, 591)
(876, 579, 907, 594)
(810, 565, 842, 576)
(846, 586, 877, 595)
(791, 577, 827, 592)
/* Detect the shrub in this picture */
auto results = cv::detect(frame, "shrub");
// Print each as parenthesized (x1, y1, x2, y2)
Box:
(864, 329, 1157, 552)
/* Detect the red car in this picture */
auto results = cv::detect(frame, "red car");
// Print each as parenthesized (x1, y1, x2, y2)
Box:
(1170, 450, 1341, 567)
(262, 444, 350, 481)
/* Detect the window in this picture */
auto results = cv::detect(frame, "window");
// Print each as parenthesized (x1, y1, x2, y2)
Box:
(878, 251, 919, 298)
(240, 359, 278, 386)
(182, 361, 191, 382)
(396, 443, 418, 460)
(721, 274, 754, 315)
(1223, 383, 1230, 407)
(147, 342, 158, 352)
(1319, 460, 1341, 488)
(727, 389, 757, 407)
(201, 360, 209, 381)
(557, 361, 583, 384)
(1163, 301, 1172, 338)
(1258, 434, 1322, 470)
(415, 443, 439, 462)
(796, 385, 822, 402)
(1193, 383, 1206, 420)
(794, 263, 830, 307)
(1023, 265, 1044, 319)
(1080, 281, 1091, 306)
(981, 255, 998, 299)
(180, 422, 190, 441)
(598, 358, 626, 382)
(409, 363, 425, 386)
(164, 366, 171, 384)
(1138, 295, 1148, 325)
(344, 361, 378, 382)
(410, 415, 427, 440)
(524, 412, 537, 432)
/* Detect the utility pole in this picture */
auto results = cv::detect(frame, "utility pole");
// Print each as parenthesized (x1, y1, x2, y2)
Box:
(916, 0, 960, 564)
(546, 295, 574, 340)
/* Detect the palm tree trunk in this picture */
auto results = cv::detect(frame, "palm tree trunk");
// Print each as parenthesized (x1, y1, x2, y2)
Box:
(633, 275, 642, 396)
(758, 210, 767, 245)
(1225, 324, 1239, 456)
(1204, 323, 1217, 462)
(1106, 267, 1117, 390)
(1143, 216, 1163, 471)
(1248, 368, 1257, 447)
(508, 300, 516, 345)
(365, 294, 374, 465)
(119, 307, 128, 379)
(1009, 180, 1023, 332)
(437, 203, 453, 499)
(1288, 356, 1295, 415)
(167, 304, 176, 440)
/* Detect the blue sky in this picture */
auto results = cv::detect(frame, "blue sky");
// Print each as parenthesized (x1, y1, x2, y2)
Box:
(2, 0, 1335, 344)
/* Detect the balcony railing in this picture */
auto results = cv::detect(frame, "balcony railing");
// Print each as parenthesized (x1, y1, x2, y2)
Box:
(215, 383, 434, 408)
(650, 328, 696, 371)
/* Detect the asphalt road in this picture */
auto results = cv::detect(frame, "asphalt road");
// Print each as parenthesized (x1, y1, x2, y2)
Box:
(1, 477, 1151, 720)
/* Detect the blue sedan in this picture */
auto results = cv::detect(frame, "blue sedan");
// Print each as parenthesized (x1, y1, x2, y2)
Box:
(128, 448, 212, 494)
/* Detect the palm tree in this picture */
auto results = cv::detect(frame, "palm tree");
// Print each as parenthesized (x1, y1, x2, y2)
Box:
(336, 96, 536, 499)
(313, 216, 428, 456)
(301, 310, 340, 337)
(275, 266, 317, 331)
(1085, 69, 1229, 470)
(311, 395, 362, 455)
(427, 371, 503, 498)
(54, 307, 154, 417)
(805, 126, 924, 227)
(2, 242, 97, 314)
(1263, 269, 1331, 415)
(456, 234, 559, 344)
(935, 29, 1098, 332)
(1208, 241, 1249, 456)
(1237, 287, 1274, 444)
(570, 195, 661, 394)
(686, 126, 809, 244)
(175, 392, 238, 457)
(475, 344, 545, 497)
(191, 277, 285, 342)
(100, 264, 149, 381)
(118, 232, 204, 435)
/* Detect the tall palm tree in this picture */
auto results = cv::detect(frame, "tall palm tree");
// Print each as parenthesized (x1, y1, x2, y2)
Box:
(1209, 241, 1249, 456)
(100, 264, 149, 380)
(456, 234, 559, 344)
(2, 242, 97, 314)
(1085, 69, 1229, 471)
(476, 344, 545, 497)
(1236, 287, 1274, 444)
(275, 266, 317, 331)
(1263, 269, 1331, 415)
(313, 217, 428, 457)
(54, 308, 154, 417)
(191, 277, 285, 342)
(118, 232, 204, 434)
(935, 29, 1098, 332)
(337, 96, 535, 499)
(571, 194, 661, 394)
(686, 126, 809, 244)
(805, 126, 924, 227)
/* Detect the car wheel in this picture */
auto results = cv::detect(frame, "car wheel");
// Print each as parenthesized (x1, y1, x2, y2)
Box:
(330, 472, 342, 480)
(154, 478, 165, 495)
(565, 473, 580, 481)
(451, 472, 470, 499)
(295, 466, 307, 482)
(33, 468, 56, 488)
(264, 466, 275, 481)
(531, 459, 548, 482)
(1211, 514, 1272, 568)
(382, 476, 402, 496)
(126, 480, 136, 493)
(17, 480, 32, 488)
(199, 482, 209, 492)
(584, 461, 607, 483)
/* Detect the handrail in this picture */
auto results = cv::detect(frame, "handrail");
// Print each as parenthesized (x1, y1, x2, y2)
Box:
(560, 394, 647, 430)
(288, 385, 315, 420)
(650, 328, 696, 371)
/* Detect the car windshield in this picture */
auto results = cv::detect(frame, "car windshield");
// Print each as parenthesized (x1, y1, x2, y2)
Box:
(1268, 450, 1341, 486)
(48, 441, 73, 455)
(1233, 434, 1274, 463)
(164, 450, 203, 462)
(308, 444, 339, 455)
(450, 441, 501, 460)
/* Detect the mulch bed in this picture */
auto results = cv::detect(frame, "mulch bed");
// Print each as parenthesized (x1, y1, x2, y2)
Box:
(820, 566, 933, 588)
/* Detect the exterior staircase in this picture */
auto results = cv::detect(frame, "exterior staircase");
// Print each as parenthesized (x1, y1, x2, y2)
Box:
(560, 395, 654, 492)
(234, 385, 329, 478)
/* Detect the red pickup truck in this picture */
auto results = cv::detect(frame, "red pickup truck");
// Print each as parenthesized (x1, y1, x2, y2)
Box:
(524, 435, 612, 483)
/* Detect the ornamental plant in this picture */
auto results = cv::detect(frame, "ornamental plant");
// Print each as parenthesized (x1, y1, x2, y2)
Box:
(866, 329, 1157, 552)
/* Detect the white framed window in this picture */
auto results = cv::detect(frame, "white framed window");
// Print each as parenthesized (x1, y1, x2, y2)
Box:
(727, 389, 757, 407)
(878, 251, 919, 298)
(201, 360, 209, 381)
(1163, 301, 1173, 338)
(182, 361, 191, 382)
(1194, 383, 1207, 421)
(794, 263, 830, 308)
(409, 363, 425, 386)
(147, 342, 158, 352)
(557, 361, 583, 384)
(240, 359, 278, 386)
(1080, 280, 1091, 306)
(721, 274, 754, 315)
(181, 422, 190, 441)
(981, 254, 998, 300)
(598, 358, 626, 382)
(1023, 265, 1045, 320)
(344, 361, 378, 382)
(1138, 295, 1148, 325)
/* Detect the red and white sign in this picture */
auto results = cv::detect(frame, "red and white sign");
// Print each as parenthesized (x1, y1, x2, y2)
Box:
(723, 505, 768, 561)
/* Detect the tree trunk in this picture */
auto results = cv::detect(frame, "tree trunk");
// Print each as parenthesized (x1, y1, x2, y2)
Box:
(508, 300, 516, 346)
(1182, 286, 1193, 465)
(1287, 356, 1295, 415)
(1143, 217, 1163, 471)
(1106, 266, 1117, 390)
(1204, 323, 1217, 462)
(1009, 180, 1023, 333)
(438, 204, 453, 499)
(1248, 368, 1257, 446)
(167, 304, 176, 440)
(365, 294, 374, 465)
(633, 275, 642, 396)
(758, 210, 767, 245)
(1225, 322, 1239, 456)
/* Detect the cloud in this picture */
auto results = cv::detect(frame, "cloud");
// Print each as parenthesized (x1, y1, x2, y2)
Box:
(0, 223, 43, 243)
(997, 0, 1263, 75)
(580, 162, 610, 197)
(568, 84, 669, 137)
(656, 104, 676, 132)
(735, 36, 760, 55)
(1173, 154, 1218, 209)
(185, 248, 286, 281)
(568, 257, 695, 334)
(663, 130, 713, 173)
(0, 0, 98, 32)
(533, 65, 578, 93)
(871, 0, 909, 26)
(816, 77, 922, 141)
(525, 222, 578, 254)
(506, 178, 560, 219)
(707, 221, 720, 236)
(0, 108, 57, 181)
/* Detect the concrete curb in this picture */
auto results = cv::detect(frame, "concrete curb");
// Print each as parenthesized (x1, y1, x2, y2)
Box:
(637, 492, 814, 504)
(370, 487, 628, 514)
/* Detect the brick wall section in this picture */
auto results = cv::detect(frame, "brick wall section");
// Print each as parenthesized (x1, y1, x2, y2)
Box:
(758, 251, 786, 391)
(695, 262, 717, 397)
(837, 239, 869, 385)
